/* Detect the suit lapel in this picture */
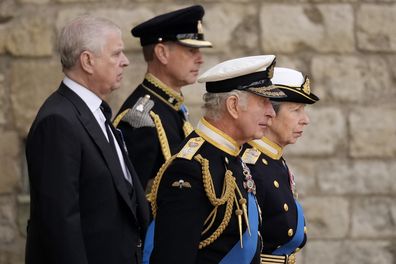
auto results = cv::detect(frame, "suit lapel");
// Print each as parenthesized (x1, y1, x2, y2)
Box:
(113, 126, 150, 230)
(57, 83, 137, 219)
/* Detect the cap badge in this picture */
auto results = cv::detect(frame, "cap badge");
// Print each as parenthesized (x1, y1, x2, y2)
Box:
(197, 20, 203, 34)
(267, 62, 275, 79)
(302, 77, 311, 95)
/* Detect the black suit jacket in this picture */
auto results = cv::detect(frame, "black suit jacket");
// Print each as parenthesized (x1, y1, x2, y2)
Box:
(25, 82, 149, 264)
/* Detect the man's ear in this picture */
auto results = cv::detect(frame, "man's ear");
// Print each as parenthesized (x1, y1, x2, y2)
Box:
(154, 43, 170, 65)
(225, 95, 240, 119)
(80, 51, 95, 74)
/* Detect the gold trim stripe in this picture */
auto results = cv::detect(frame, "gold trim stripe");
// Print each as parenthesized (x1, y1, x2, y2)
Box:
(113, 109, 129, 128)
(150, 111, 171, 160)
(274, 85, 317, 102)
(249, 137, 283, 160)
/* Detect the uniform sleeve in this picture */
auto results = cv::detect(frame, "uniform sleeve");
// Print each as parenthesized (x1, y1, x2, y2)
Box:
(118, 121, 162, 189)
(26, 115, 88, 264)
(150, 158, 209, 264)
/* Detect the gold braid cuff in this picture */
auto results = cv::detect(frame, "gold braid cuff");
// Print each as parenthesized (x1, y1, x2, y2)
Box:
(150, 111, 171, 160)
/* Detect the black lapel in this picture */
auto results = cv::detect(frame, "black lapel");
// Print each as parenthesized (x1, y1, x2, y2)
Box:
(112, 127, 149, 228)
(57, 82, 137, 219)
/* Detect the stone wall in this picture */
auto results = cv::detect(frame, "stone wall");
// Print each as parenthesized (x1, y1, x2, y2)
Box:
(0, 1, 395, 263)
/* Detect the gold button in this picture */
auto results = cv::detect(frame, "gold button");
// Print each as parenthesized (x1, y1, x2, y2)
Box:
(288, 228, 294, 237)
(304, 226, 307, 233)
(274, 180, 279, 188)
(262, 158, 268, 165)
(284, 203, 289, 211)
(295, 247, 301, 253)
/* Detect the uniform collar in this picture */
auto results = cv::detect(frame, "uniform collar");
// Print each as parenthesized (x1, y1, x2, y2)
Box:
(196, 118, 241, 156)
(248, 136, 283, 160)
(142, 73, 184, 111)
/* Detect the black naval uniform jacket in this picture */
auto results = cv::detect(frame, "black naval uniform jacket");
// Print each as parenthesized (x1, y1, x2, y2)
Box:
(25, 82, 149, 264)
(115, 73, 193, 189)
(242, 137, 307, 254)
(149, 119, 261, 264)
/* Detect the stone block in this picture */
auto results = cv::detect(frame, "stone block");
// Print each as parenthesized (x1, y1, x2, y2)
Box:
(349, 106, 396, 158)
(0, 73, 6, 125)
(305, 240, 394, 264)
(302, 196, 349, 239)
(284, 157, 317, 196)
(56, 8, 155, 52)
(204, 4, 257, 54)
(351, 197, 396, 238)
(0, 196, 17, 243)
(18, 0, 49, 3)
(6, 16, 52, 56)
(275, 56, 310, 75)
(0, 0, 16, 23)
(0, 131, 21, 194)
(357, 4, 396, 51)
(286, 107, 346, 156)
(387, 55, 396, 79)
(0, 26, 6, 54)
(17, 195, 30, 238)
(317, 159, 396, 195)
(311, 55, 393, 103)
(260, 4, 354, 53)
(10, 59, 63, 137)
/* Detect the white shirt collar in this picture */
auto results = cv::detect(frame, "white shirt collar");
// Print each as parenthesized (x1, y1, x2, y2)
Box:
(196, 118, 241, 156)
(63, 76, 102, 113)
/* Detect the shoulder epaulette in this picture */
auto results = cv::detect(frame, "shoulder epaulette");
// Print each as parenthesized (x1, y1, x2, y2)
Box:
(176, 137, 205, 160)
(241, 147, 261, 165)
(114, 95, 155, 128)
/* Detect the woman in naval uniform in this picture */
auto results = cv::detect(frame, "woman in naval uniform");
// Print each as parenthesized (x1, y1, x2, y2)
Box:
(242, 67, 319, 264)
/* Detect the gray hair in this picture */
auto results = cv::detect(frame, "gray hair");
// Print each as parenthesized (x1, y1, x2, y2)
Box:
(57, 15, 121, 70)
(271, 100, 282, 114)
(202, 90, 249, 121)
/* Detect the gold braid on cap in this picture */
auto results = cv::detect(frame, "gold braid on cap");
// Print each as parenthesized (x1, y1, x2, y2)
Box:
(150, 111, 171, 160)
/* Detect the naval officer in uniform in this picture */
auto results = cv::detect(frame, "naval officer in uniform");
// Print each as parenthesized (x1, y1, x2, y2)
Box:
(143, 55, 286, 264)
(114, 5, 212, 191)
(241, 67, 319, 264)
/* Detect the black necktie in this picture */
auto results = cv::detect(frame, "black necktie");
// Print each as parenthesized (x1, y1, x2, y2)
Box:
(100, 101, 133, 190)
(100, 101, 117, 152)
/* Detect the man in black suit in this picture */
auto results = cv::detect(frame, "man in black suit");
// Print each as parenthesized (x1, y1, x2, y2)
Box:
(25, 15, 149, 264)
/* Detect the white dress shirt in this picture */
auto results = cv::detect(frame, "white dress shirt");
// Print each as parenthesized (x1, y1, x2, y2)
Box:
(63, 76, 132, 184)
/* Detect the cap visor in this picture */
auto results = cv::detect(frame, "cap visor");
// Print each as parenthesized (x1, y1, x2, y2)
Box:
(271, 88, 319, 104)
(178, 39, 213, 48)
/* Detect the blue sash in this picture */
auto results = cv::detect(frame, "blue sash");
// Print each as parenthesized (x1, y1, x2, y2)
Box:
(142, 193, 259, 264)
(219, 193, 259, 264)
(142, 221, 155, 264)
(272, 200, 305, 255)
